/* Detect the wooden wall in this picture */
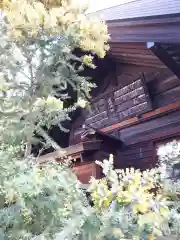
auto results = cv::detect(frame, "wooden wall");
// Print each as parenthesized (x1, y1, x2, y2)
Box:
(70, 60, 180, 171)
(115, 63, 180, 108)
(109, 43, 165, 69)
(73, 162, 101, 184)
(114, 63, 180, 169)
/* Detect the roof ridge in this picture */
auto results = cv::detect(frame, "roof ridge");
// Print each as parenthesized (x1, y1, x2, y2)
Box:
(90, 0, 142, 14)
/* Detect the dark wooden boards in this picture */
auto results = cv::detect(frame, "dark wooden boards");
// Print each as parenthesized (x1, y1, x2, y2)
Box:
(107, 17, 180, 43)
(38, 140, 102, 163)
(70, 65, 180, 146)
(118, 141, 154, 170)
(101, 100, 180, 136)
(119, 109, 180, 142)
(85, 78, 152, 129)
(73, 162, 101, 184)
(108, 43, 165, 68)
(147, 42, 180, 79)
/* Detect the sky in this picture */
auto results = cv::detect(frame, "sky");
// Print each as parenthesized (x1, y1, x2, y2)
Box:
(87, 0, 135, 12)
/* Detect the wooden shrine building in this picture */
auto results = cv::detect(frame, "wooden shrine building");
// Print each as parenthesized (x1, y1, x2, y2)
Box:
(40, 0, 180, 183)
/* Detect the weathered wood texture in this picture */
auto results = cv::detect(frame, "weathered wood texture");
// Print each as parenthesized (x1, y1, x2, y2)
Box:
(147, 72, 180, 108)
(70, 63, 180, 142)
(115, 62, 180, 108)
(107, 17, 180, 43)
(73, 162, 101, 184)
(116, 141, 155, 170)
(147, 43, 180, 79)
(108, 43, 165, 68)
(38, 132, 121, 183)
(70, 60, 180, 171)
(84, 78, 152, 129)
(119, 110, 180, 144)
(117, 127, 180, 171)
(114, 65, 180, 169)
(38, 153, 102, 184)
(69, 69, 118, 145)
(111, 64, 180, 168)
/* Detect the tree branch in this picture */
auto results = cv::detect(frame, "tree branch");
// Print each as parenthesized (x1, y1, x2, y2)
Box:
(37, 127, 61, 151)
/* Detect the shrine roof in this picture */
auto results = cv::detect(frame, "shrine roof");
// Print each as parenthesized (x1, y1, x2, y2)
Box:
(90, 0, 180, 22)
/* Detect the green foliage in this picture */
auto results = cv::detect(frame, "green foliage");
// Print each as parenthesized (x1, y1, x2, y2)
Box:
(0, 1, 109, 239)
(87, 146, 180, 240)
(0, 15, 93, 149)
(89, 156, 168, 240)
(1, 1, 180, 239)
(0, 152, 88, 239)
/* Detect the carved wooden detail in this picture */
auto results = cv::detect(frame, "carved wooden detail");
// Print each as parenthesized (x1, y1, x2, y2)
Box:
(85, 78, 152, 129)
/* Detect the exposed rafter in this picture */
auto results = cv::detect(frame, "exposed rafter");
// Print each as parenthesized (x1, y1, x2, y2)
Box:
(147, 42, 180, 79)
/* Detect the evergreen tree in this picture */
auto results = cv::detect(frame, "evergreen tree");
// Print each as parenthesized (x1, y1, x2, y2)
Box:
(0, 1, 109, 239)
(1, 1, 180, 240)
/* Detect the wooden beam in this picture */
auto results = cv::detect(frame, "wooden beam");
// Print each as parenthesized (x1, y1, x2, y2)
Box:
(126, 125, 180, 145)
(114, 59, 165, 69)
(147, 42, 180, 79)
(108, 16, 180, 27)
(108, 21, 180, 43)
(101, 100, 180, 133)
(37, 150, 65, 164)
(38, 140, 102, 163)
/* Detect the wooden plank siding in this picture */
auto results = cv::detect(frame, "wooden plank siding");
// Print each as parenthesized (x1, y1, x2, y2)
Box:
(70, 60, 180, 171)
(119, 110, 180, 143)
(153, 86, 180, 108)
(117, 124, 180, 171)
(117, 141, 154, 170)
(109, 107, 180, 170)
(73, 162, 101, 184)
(84, 78, 152, 129)
(115, 62, 180, 108)
(71, 5, 180, 175)
(101, 100, 180, 135)
(113, 64, 180, 170)
(108, 43, 165, 68)
(108, 23, 180, 43)
(71, 64, 180, 143)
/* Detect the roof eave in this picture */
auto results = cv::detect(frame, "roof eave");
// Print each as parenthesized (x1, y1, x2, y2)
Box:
(107, 14, 180, 43)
